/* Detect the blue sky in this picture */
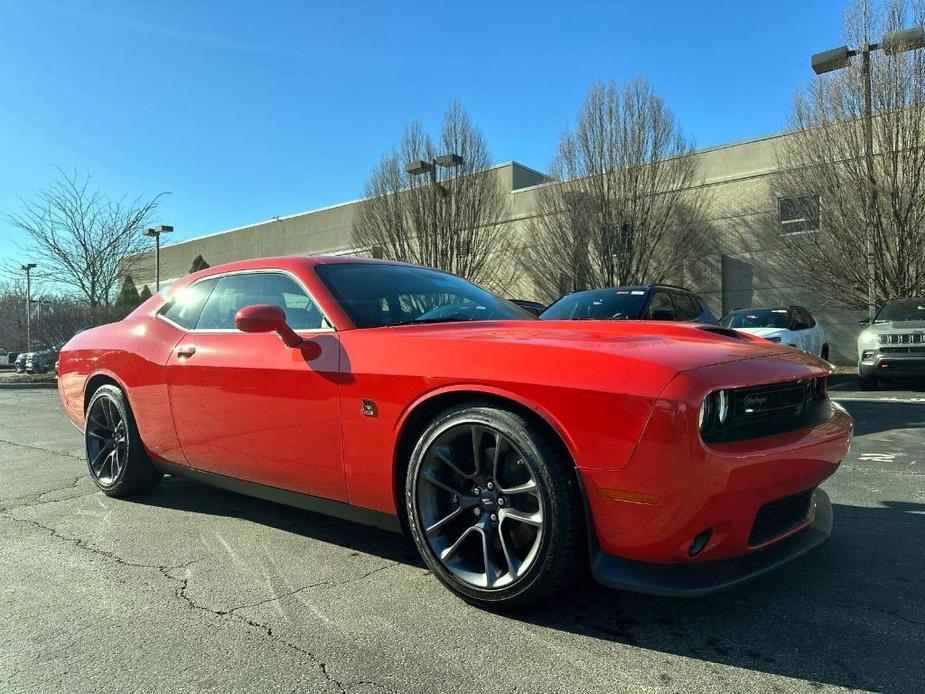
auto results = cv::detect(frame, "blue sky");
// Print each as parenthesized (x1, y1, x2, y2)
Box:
(0, 0, 849, 261)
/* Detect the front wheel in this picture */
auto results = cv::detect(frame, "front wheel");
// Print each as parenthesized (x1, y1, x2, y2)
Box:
(85, 384, 162, 496)
(406, 404, 582, 610)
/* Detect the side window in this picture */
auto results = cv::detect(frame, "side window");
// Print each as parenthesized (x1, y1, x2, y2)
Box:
(161, 278, 218, 329)
(196, 273, 325, 330)
(646, 291, 676, 320)
(792, 308, 814, 330)
(671, 292, 701, 321)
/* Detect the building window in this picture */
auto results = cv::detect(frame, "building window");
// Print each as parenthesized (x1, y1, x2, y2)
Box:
(779, 195, 820, 234)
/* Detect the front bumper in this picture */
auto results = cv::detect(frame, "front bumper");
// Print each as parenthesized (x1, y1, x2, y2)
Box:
(860, 353, 925, 378)
(590, 488, 832, 596)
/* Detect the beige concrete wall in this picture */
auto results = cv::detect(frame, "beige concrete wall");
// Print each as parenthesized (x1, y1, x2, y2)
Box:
(128, 144, 866, 364)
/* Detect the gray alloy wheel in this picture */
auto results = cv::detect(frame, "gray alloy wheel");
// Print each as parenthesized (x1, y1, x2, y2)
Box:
(406, 404, 582, 609)
(86, 393, 128, 487)
(84, 385, 162, 496)
(416, 423, 545, 590)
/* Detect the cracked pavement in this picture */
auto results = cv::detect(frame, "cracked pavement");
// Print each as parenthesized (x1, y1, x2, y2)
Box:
(1, 380, 923, 693)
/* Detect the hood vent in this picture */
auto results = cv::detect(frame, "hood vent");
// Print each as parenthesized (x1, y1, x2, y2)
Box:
(697, 326, 749, 341)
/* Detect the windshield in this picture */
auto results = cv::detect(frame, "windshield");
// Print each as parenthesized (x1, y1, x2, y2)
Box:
(720, 308, 789, 329)
(540, 289, 646, 320)
(315, 263, 533, 328)
(875, 298, 925, 323)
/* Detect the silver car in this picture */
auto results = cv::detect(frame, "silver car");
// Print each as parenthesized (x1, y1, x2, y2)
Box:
(856, 297, 925, 390)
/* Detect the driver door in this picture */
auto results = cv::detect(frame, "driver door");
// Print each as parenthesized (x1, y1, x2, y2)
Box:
(165, 271, 346, 501)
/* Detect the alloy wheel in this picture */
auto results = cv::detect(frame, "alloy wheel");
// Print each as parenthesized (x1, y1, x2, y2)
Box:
(416, 423, 545, 590)
(85, 396, 128, 486)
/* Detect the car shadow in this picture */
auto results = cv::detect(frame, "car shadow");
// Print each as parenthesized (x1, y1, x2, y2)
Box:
(136, 477, 924, 692)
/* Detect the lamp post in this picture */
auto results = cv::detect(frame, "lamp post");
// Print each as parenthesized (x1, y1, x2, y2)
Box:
(812, 26, 925, 322)
(20, 263, 36, 351)
(143, 224, 174, 291)
(405, 154, 464, 268)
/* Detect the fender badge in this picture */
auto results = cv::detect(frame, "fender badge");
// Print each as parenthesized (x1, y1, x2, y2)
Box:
(361, 399, 378, 417)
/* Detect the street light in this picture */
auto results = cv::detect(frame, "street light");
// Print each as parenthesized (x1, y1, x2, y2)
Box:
(811, 25, 925, 322)
(405, 153, 464, 267)
(20, 263, 36, 351)
(143, 224, 174, 292)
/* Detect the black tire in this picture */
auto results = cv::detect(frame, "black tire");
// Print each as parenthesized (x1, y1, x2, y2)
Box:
(821, 345, 829, 361)
(405, 403, 582, 610)
(858, 374, 878, 391)
(85, 384, 162, 496)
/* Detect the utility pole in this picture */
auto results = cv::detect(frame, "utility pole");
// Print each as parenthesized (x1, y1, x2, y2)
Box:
(405, 154, 464, 269)
(20, 263, 36, 351)
(143, 225, 174, 291)
(812, 26, 925, 322)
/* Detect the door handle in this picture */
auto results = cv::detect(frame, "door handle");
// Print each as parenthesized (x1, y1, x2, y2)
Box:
(176, 344, 197, 359)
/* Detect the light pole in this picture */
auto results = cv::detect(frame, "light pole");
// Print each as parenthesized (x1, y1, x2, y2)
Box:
(20, 263, 36, 351)
(405, 154, 464, 268)
(812, 26, 925, 322)
(143, 224, 174, 291)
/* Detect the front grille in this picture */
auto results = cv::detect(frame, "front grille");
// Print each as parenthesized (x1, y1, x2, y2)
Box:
(702, 377, 831, 443)
(880, 333, 925, 345)
(880, 345, 925, 354)
(749, 488, 815, 546)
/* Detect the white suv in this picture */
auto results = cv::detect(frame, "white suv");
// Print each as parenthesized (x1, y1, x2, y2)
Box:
(720, 306, 829, 360)
(857, 297, 925, 390)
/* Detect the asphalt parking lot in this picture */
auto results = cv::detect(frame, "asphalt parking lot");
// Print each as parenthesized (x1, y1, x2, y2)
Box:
(1, 379, 923, 694)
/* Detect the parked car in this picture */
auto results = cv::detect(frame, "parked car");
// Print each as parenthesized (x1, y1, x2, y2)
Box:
(58, 256, 851, 609)
(539, 284, 717, 323)
(26, 342, 63, 374)
(13, 352, 27, 373)
(507, 299, 546, 316)
(720, 306, 829, 360)
(856, 297, 925, 390)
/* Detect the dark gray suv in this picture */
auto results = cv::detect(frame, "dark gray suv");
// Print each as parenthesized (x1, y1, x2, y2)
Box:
(539, 284, 717, 323)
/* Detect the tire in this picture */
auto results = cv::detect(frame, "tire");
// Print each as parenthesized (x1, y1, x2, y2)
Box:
(85, 384, 162, 496)
(405, 403, 582, 610)
(821, 345, 829, 361)
(858, 374, 878, 391)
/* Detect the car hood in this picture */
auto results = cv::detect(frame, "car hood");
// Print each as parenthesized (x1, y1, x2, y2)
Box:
(383, 320, 803, 374)
(867, 320, 925, 333)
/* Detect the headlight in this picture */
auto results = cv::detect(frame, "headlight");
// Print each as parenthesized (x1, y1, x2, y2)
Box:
(858, 330, 879, 347)
(699, 390, 731, 433)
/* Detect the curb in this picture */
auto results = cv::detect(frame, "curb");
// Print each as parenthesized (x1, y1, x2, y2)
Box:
(0, 382, 58, 390)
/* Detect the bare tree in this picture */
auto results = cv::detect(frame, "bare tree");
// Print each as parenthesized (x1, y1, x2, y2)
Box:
(775, 0, 925, 310)
(522, 79, 711, 301)
(7, 170, 166, 307)
(351, 103, 512, 290)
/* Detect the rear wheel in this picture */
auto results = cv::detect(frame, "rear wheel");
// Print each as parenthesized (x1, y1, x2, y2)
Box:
(85, 385, 162, 496)
(821, 344, 829, 361)
(406, 404, 582, 610)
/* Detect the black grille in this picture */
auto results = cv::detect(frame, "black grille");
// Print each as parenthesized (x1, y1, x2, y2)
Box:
(702, 378, 831, 443)
(880, 345, 925, 354)
(749, 488, 815, 546)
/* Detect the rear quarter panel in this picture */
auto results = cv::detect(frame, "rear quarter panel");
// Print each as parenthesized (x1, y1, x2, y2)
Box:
(58, 312, 187, 465)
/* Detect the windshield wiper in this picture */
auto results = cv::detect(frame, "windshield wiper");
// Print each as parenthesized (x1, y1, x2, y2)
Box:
(389, 316, 476, 327)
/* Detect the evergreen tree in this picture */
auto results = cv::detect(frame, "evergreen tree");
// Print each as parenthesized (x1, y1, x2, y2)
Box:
(138, 285, 153, 301)
(189, 254, 210, 272)
(115, 275, 141, 310)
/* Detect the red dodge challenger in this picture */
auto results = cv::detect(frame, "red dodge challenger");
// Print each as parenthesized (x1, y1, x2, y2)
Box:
(57, 256, 853, 609)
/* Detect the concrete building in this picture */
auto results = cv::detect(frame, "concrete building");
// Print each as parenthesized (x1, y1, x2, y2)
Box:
(131, 132, 864, 364)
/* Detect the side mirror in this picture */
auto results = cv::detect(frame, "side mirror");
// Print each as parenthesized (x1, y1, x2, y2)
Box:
(858, 318, 871, 326)
(235, 304, 303, 348)
(650, 308, 676, 321)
